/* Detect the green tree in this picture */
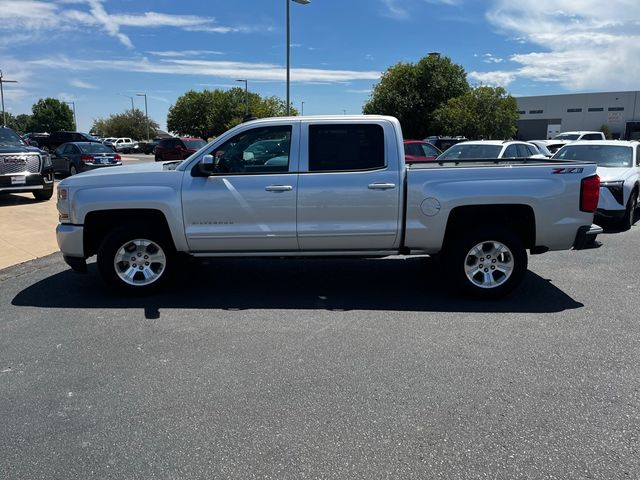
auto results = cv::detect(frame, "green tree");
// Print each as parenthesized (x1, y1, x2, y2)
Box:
(600, 124, 612, 140)
(167, 88, 296, 139)
(433, 86, 519, 140)
(363, 54, 469, 138)
(30, 98, 74, 132)
(1, 112, 32, 133)
(90, 109, 159, 139)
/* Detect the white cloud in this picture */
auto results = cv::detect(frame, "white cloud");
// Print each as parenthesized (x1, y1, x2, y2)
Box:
(0, 0, 255, 49)
(29, 56, 382, 83)
(70, 79, 97, 89)
(473, 0, 640, 90)
(380, 0, 409, 19)
(148, 50, 225, 58)
(482, 53, 504, 64)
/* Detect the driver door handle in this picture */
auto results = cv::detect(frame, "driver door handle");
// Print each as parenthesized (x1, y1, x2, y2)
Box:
(265, 185, 293, 192)
(368, 182, 396, 190)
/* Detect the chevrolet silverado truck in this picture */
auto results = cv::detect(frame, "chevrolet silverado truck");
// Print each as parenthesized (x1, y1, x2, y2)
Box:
(56, 116, 602, 298)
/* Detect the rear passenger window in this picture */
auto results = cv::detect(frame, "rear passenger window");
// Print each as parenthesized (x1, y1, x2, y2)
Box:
(503, 145, 518, 157)
(308, 124, 384, 172)
(516, 144, 532, 157)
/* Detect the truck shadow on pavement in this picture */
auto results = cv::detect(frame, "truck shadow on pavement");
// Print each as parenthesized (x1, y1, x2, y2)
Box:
(12, 256, 583, 318)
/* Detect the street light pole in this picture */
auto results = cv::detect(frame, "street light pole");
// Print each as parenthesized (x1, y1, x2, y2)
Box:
(64, 101, 77, 130)
(120, 94, 134, 113)
(236, 79, 248, 117)
(301, 101, 304, 116)
(286, 0, 310, 116)
(0, 70, 18, 127)
(136, 93, 149, 141)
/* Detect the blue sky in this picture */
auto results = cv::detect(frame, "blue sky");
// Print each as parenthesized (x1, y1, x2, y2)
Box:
(1, 0, 638, 132)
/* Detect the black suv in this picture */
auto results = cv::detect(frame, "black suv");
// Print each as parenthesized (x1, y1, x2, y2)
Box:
(0, 126, 55, 201)
(37, 131, 101, 152)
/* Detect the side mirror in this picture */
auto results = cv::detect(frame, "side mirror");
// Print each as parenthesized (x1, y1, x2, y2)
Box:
(243, 151, 255, 162)
(195, 154, 218, 176)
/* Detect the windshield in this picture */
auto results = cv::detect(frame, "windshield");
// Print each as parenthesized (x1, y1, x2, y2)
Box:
(553, 145, 633, 167)
(438, 144, 502, 160)
(553, 133, 580, 140)
(0, 127, 25, 147)
(79, 143, 116, 154)
(184, 139, 206, 149)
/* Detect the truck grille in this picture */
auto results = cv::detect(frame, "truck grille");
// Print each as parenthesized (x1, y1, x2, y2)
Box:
(0, 154, 41, 175)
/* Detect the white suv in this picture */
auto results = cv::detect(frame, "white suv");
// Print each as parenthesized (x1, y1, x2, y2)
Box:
(112, 138, 139, 153)
(437, 140, 547, 160)
(553, 140, 640, 230)
(553, 131, 606, 141)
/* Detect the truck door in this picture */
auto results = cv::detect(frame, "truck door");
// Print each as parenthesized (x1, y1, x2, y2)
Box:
(181, 123, 300, 252)
(297, 122, 402, 250)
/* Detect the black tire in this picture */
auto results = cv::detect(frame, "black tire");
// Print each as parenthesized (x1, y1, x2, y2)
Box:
(444, 226, 527, 299)
(154, 155, 160, 162)
(69, 164, 78, 176)
(33, 186, 54, 201)
(97, 224, 175, 294)
(619, 189, 637, 231)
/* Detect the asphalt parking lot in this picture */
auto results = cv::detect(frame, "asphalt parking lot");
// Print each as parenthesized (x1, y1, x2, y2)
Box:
(1, 222, 638, 479)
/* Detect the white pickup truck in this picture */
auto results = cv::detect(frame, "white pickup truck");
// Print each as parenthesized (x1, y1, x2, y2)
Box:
(56, 116, 602, 298)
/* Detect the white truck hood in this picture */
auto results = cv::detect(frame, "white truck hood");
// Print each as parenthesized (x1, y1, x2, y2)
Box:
(59, 161, 182, 188)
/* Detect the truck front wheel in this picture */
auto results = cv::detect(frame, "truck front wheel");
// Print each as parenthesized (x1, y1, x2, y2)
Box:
(445, 226, 527, 299)
(97, 225, 175, 293)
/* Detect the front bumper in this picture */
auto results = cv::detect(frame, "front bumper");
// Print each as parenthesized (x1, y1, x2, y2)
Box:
(0, 167, 54, 194)
(573, 224, 603, 250)
(57, 224, 88, 273)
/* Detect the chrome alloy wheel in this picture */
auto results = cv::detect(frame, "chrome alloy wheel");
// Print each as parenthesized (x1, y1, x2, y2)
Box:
(464, 240, 514, 289)
(113, 239, 167, 287)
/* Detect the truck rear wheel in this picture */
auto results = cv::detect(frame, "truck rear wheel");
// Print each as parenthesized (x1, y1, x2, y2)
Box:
(97, 225, 175, 294)
(445, 226, 527, 299)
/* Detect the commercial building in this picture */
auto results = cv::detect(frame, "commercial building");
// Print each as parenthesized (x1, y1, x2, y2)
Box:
(516, 91, 640, 141)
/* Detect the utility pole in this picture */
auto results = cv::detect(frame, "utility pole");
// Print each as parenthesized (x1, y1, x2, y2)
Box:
(136, 93, 149, 141)
(0, 70, 18, 127)
(64, 101, 77, 130)
(286, 0, 311, 116)
(120, 94, 134, 113)
(236, 79, 248, 117)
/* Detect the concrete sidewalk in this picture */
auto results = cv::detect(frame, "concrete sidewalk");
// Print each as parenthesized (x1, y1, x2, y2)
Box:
(0, 186, 59, 270)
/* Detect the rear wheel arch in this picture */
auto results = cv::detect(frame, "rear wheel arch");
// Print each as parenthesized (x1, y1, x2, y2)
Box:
(443, 204, 536, 250)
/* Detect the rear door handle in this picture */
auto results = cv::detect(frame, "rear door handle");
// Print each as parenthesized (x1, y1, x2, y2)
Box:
(265, 185, 293, 192)
(368, 183, 396, 190)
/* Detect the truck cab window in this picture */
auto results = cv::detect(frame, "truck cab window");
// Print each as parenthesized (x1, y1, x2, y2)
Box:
(210, 126, 292, 174)
(308, 124, 385, 172)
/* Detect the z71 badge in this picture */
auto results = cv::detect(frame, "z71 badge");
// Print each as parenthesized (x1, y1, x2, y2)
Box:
(552, 167, 584, 174)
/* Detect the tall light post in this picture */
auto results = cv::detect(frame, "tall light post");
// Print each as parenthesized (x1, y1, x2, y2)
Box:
(0, 70, 18, 127)
(301, 101, 304, 116)
(236, 79, 248, 117)
(286, 0, 310, 116)
(64, 101, 77, 130)
(120, 94, 134, 113)
(136, 93, 149, 141)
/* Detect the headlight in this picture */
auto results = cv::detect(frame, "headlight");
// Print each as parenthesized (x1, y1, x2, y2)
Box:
(42, 153, 52, 168)
(57, 187, 70, 223)
(601, 181, 624, 205)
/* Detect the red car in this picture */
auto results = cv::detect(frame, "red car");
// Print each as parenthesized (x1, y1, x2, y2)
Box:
(154, 137, 207, 161)
(403, 140, 442, 163)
